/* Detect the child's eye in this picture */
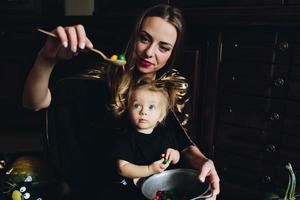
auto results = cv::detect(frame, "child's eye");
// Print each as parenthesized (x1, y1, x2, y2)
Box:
(149, 105, 156, 110)
(133, 103, 142, 110)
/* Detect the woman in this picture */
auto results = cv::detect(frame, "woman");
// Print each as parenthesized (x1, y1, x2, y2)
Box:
(23, 4, 220, 200)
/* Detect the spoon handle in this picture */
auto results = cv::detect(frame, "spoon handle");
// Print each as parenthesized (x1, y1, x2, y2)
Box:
(37, 28, 108, 59)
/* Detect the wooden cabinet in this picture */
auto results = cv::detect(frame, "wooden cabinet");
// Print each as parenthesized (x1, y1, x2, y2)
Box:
(172, 0, 283, 6)
(209, 27, 300, 198)
(168, 2, 300, 198)
(2, 1, 300, 198)
(94, 0, 168, 17)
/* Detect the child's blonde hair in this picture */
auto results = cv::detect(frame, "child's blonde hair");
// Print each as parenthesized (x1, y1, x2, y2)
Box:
(127, 78, 177, 122)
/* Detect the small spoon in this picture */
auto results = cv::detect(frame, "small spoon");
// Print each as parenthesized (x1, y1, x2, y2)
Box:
(37, 28, 126, 66)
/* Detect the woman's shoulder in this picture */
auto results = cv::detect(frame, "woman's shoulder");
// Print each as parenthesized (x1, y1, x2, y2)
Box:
(159, 68, 187, 81)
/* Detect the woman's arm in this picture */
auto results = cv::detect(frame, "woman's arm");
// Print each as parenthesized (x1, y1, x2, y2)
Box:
(23, 53, 55, 110)
(182, 145, 220, 199)
(22, 25, 93, 110)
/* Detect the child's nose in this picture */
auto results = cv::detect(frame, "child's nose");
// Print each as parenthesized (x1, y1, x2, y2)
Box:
(140, 107, 148, 115)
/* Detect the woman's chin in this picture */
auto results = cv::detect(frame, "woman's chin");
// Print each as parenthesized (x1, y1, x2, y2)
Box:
(137, 67, 156, 78)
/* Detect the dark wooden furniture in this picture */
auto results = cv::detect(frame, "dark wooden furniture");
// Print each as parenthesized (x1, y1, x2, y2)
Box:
(169, 2, 300, 199)
(2, 1, 300, 199)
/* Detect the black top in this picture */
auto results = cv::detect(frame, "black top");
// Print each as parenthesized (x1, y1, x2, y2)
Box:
(46, 57, 193, 199)
(113, 118, 192, 167)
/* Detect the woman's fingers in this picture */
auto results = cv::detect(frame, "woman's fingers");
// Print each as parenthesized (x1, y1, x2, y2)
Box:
(85, 37, 94, 49)
(199, 160, 220, 197)
(55, 26, 68, 48)
(75, 24, 88, 50)
(54, 25, 93, 53)
(65, 26, 78, 52)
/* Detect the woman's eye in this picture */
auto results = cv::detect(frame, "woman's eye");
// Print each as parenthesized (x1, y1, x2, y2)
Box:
(139, 34, 150, 43)
(159, 46, 171, 53)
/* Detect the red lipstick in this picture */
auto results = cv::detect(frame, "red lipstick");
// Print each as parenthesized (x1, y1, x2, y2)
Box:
(139, 58, 153, 68)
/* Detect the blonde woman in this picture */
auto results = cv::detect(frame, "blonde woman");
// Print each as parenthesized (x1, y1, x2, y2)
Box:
(23, 4, 219, 200)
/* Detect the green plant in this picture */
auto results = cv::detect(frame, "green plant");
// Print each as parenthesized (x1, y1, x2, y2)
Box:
(262, 163, 298, 200)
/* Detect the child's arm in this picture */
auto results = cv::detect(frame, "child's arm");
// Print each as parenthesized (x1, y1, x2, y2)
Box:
(117, 158, 168, 178)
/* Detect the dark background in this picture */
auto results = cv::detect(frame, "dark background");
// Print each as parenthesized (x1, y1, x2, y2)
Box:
(1, 0, 300, 199)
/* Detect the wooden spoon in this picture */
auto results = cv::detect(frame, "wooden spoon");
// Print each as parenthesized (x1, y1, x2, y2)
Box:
(37, 28, 126, 66)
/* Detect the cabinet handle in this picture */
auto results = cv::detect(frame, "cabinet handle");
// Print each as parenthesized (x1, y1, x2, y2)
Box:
(266, 144, 276, 153)
(274, 77, 285, 87)
(270, 112, 280, 120)
(279, 41, 289, 51)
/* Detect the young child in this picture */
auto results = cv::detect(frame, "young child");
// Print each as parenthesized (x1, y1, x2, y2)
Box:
(113, 79, 187, 186)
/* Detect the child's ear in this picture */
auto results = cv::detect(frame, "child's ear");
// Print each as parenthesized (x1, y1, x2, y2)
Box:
(158, 113, 165, 123)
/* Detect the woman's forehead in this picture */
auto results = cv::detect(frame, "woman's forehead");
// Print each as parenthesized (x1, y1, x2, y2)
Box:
(140, 16, 177, 46)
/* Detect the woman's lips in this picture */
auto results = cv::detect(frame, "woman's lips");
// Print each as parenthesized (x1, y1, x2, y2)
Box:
(139, 58, 153, 68)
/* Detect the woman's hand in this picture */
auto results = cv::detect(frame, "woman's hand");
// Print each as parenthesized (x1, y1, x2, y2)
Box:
(198, 159, 220, 200)
(23, 24, 94, 111)
(39, 24, 94, 62)
(162, 148, 180, 165)
(182, 145, 220, 200)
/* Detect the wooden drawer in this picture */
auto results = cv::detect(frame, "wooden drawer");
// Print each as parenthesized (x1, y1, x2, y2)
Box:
(219, 62, 288, 97)
(215, 152, 263, 188)
(218, 93, 285, 130)
(172, 0, 282, 7)
(289, 65, 300, 100)
(215, 152, 278, 189)
(284, 101, 300, 133)
(221, 30, 276, 63)
(277, 30, 300, 65)
(215, 124, 280, 161)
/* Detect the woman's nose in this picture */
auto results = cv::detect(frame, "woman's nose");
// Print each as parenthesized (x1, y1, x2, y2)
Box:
(145, 44, 155, 58)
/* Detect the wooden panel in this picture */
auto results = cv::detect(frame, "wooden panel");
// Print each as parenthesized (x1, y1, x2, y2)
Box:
(172, 0, 282, 7)
(284, 101, 300, 134)
(220, 62, 288, 98)
(215, 124, 280, 163)
(215, 125, 265, 159)
(287, 0, 300, 5)
(94, 0, 168, 16)
(174, 50, 201, 141)
(277, 30, 300, 65)
(221, 30, 276, 63)
(288, 65, 300, 100)
(218, 93, 285, 130)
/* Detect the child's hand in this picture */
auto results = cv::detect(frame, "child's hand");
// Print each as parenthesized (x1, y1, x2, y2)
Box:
(148, 158, 169, 175)
(162, 148, 180, 165)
